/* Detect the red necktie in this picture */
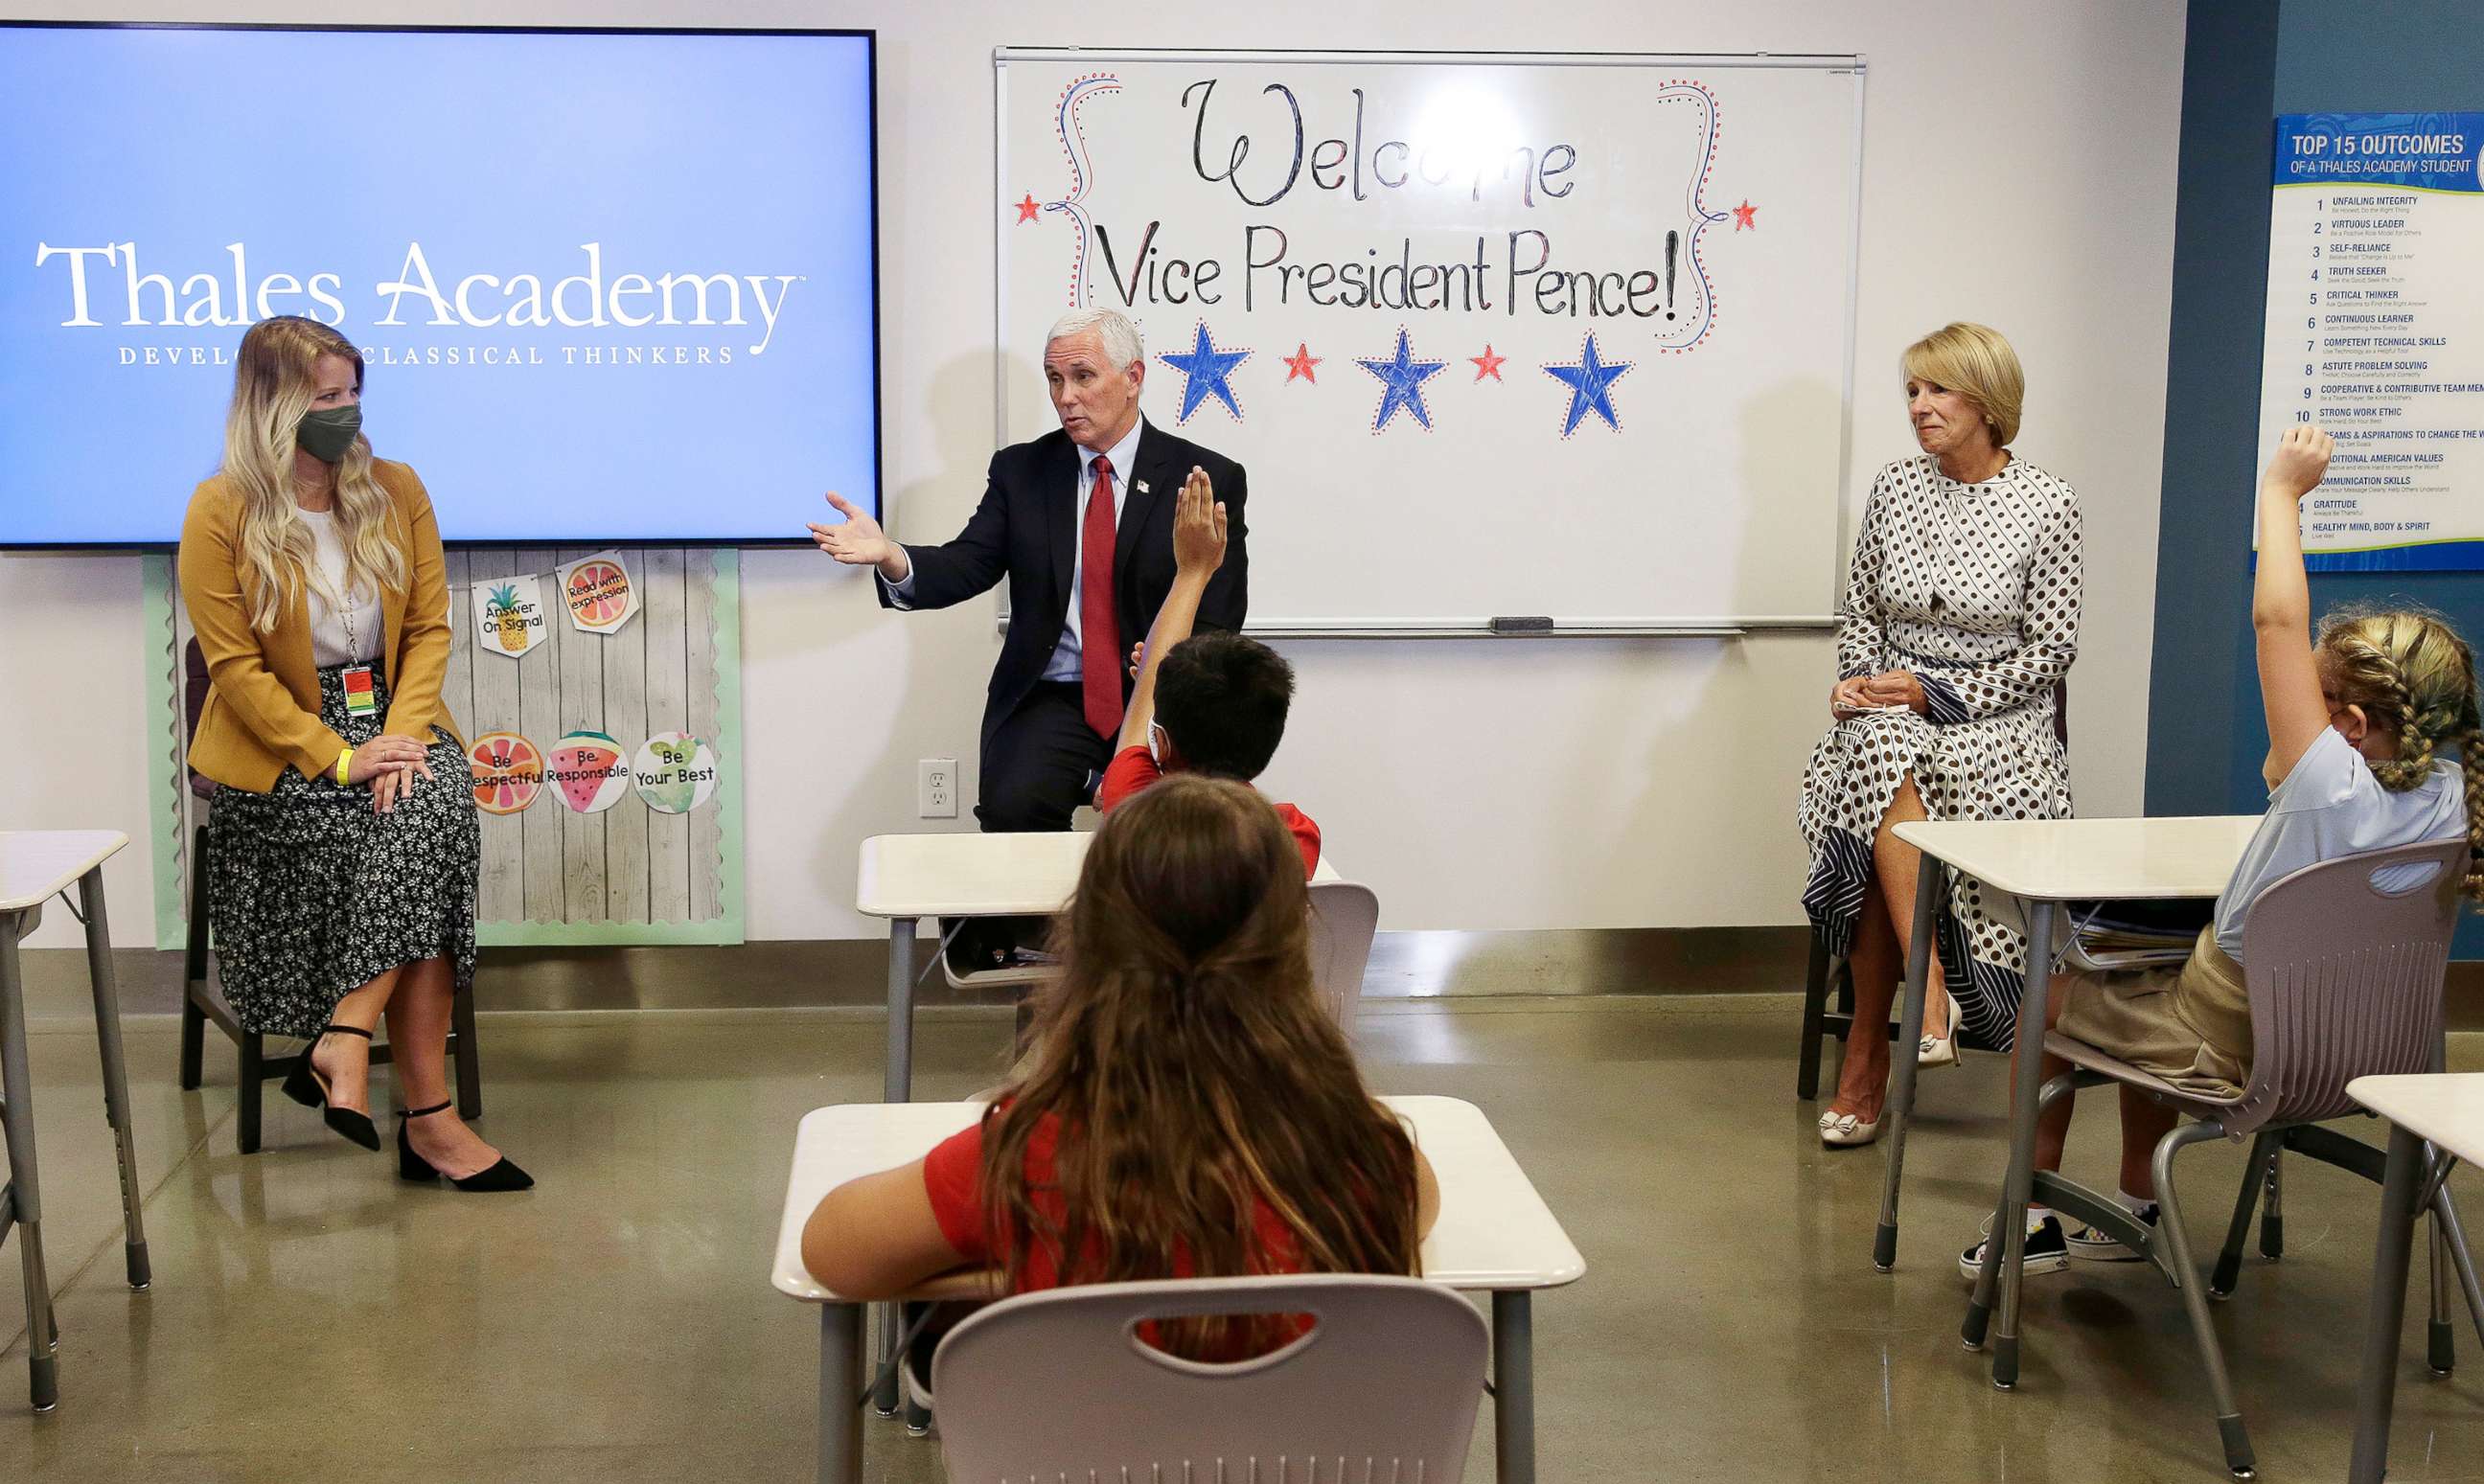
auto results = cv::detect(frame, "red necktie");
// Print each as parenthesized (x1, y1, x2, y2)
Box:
(1079, 454, 1122, 738)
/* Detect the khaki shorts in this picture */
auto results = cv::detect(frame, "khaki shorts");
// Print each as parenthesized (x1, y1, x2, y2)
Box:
(2054, 927, 2250, 1099)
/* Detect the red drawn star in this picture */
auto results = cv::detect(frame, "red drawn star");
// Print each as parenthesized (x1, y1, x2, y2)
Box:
(1732, 199, 1758, 231)
(1282, 342, 1322, 384)
(1014, 194, 1040, 223)
(1470, 344, 1507, 382)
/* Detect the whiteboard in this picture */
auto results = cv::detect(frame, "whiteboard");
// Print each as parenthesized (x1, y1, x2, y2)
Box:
(995, 50, 1863, 633)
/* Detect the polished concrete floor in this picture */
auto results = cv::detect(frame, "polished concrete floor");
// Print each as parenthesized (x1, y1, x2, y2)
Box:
(3, 987, 2482, 1482)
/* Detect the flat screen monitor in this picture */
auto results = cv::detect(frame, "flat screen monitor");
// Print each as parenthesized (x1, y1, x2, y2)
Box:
(0, 23, 880, 546)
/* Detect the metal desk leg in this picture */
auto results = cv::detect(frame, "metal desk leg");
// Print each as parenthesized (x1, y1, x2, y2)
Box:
(76, 871, 149, 1290)
(885, 917, 915, 1105)
(1874, 864, 1943, 1270)
(872, 913, 918, 1423)
(2350, 1126, 2426, 1484)
(0, 913, 60, 1411)
(1990, 900, 2057, 1390)
(1492, 1290, 1535, 1484)
(818, 1302, 865, 1484)
(871, 1301, 901, 1417)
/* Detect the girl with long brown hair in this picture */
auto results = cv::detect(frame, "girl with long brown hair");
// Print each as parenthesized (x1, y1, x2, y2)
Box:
(803, 773, 1437, 1361)
(180, 315, 527, 1191)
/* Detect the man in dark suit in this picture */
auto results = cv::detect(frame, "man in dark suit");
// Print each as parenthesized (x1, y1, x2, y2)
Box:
(810, 307, 1249, 832)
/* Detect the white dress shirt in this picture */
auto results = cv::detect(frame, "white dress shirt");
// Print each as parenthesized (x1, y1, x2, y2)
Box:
(883, 417, 1144, 683)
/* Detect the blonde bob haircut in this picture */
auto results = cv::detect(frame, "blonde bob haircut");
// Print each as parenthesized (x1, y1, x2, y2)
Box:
(1901, 322, 2025, 448)
(219, 316, 405, 632)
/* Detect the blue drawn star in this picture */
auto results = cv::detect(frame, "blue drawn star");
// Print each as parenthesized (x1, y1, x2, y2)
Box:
(1542, 332, 1636, 437)
(1356, 328, 1449, 432)
(1156, 320, 1252, 422)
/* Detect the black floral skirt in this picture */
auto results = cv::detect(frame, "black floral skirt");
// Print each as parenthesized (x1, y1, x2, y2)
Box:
(204, 666, 479, 1038)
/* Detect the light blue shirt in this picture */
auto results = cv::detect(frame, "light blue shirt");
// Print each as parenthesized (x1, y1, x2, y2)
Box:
(884, 417, 1143, 683)
(2212, 727, 2466, 959)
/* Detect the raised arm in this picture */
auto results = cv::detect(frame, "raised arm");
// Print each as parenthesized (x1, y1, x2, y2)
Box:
(1116, 467, 1228, 752)
(2253, 425, 2335, 785)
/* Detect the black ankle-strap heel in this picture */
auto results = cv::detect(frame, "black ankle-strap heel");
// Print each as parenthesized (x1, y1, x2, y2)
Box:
(398, 1100, 534, 1192)
(279, 1024, 380, 1152)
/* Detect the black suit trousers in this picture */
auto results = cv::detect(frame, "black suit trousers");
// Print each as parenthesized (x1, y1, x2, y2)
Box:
(978, 681, 1112, 833)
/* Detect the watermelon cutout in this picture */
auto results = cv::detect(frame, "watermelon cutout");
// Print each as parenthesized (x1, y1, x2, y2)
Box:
(468, 731, 543, 815)
(632, 731, 719, 814)
(546, 730, 630, 814)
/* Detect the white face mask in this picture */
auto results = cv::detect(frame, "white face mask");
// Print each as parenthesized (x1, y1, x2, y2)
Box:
(1147, 719, 1167, 768)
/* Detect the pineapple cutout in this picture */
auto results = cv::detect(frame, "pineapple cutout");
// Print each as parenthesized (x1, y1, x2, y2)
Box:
(468, 572, 545, 659)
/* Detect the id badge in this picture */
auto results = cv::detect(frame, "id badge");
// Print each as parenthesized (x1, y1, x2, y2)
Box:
(341, 665, 378, 718)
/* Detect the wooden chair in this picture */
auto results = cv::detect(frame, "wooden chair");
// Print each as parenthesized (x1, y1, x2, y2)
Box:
(176, 638, 481, 1153)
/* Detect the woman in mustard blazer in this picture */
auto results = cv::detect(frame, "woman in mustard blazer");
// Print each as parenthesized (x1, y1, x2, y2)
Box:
(180, 316, 527, 1192)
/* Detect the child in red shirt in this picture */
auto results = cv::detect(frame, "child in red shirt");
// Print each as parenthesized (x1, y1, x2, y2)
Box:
(1096, 468, 1321, 876)
(801, 774, 1436, 1365)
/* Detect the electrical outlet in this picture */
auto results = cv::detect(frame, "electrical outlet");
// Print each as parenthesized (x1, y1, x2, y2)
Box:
(918, 758, 957, 818)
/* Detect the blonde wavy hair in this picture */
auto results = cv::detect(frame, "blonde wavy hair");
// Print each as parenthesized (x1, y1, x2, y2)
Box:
(220, 316, 404, 632)
(2319, 605, 2484, 898)
(1902, 321, 2025, 447)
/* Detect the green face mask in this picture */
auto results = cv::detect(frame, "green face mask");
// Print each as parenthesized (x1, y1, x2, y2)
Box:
(296, 403, 362, 463)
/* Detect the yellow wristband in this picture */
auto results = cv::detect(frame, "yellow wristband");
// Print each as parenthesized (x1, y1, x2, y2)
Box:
(335, 746, 354, 787)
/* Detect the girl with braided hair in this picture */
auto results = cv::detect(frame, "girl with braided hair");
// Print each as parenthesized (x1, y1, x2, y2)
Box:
(1961, 424, 2483, 1281)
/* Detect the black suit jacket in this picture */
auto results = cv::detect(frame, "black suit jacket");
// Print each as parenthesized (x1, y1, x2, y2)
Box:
(880, 420, 1249, 753)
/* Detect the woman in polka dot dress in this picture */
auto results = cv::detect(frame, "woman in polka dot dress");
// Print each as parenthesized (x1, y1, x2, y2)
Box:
(1798, 323, 2082, 1146)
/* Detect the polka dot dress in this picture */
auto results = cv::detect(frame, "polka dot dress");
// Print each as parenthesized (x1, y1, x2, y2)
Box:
(1796, 455, 2083, 1052)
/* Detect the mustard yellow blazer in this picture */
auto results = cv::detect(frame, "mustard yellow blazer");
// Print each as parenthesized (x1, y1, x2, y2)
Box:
(178, 459, 463, 792)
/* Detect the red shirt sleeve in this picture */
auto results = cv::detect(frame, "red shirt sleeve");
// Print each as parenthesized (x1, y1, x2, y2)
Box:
(1096, 743, 1162, 813)
(1275, 803, 1322, 878)
(920, 1119, 993, 1262)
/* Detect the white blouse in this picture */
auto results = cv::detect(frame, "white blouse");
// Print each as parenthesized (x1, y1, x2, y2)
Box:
(296, 508, 382, 668)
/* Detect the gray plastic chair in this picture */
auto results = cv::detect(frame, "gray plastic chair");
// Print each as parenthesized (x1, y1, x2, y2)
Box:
(1964, 837, 2484, 1478)
(1308, 879, 1380, 1032)
(929, 1273, 1489, 1484)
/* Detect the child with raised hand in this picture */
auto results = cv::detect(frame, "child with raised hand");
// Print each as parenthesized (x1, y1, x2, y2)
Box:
(1960, 423, 2484, 1280)
(1099, 467, 1322, 875)
(801, 773, 1438, 1361)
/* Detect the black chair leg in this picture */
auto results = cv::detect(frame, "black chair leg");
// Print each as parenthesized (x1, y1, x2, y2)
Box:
(451, 985, 483, 1121)
(1796, 930, 1831, 1100)
(178, 995, 206, 1093)
(181, 826, 209, 1090)
(237, 1033, 264, 1155)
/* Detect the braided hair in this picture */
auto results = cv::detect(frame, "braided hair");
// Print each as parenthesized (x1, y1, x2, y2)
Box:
(2318, 605, 2484, 899)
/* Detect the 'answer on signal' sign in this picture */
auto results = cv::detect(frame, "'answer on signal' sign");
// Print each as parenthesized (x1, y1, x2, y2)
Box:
(471, 573, 546, 659)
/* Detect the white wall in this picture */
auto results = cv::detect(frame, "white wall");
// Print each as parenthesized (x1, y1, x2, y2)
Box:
(0, 0, 2187, 947)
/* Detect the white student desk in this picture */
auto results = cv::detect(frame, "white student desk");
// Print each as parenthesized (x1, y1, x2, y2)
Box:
(0, 831, 153, 1414)
(1874, 816, 2260, 1382)
(773, 1094, 1584, 1484)
(856, 832, 1342, 1104)
(2347, 1073, 2484, 1483)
